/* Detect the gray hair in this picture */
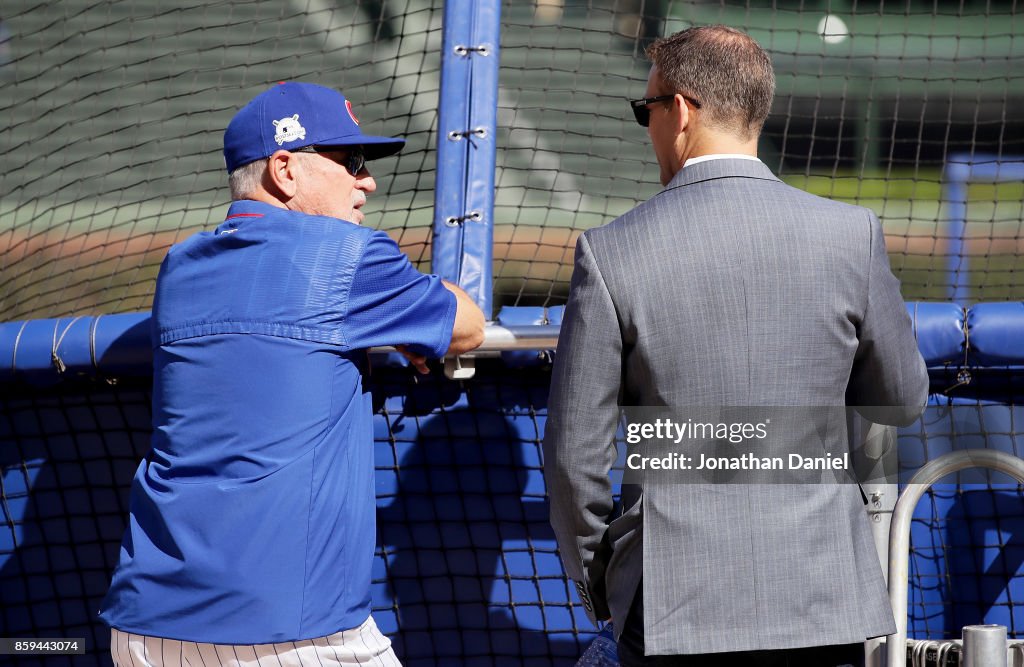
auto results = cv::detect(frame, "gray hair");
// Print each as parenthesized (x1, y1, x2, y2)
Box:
(228, 159, 268, 200)
(646, 25, 775, 139)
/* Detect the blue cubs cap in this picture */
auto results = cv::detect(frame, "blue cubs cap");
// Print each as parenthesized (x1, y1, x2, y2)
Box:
(223, 82, 405, 173)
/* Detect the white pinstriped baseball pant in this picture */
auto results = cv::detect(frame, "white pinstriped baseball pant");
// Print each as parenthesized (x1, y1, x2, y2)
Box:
(110, 616, 402, 667)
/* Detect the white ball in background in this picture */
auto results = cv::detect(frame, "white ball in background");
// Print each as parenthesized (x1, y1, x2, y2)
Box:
(534, 0, 564, 24)
(817, 15, 850, 45)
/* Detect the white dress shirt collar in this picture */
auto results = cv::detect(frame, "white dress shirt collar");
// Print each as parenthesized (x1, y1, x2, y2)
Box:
(683, 154, 762, 169)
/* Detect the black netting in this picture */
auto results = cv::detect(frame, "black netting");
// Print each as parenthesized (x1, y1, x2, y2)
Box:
(903, 402, 1024, 641)
(4, 375, 1024, 664)
(493, 0, 1024, 308)
(0, 365, 596, 666)
(2, 0, 1024, 662)
(2, 1, 1022, 319)
(1, 0, 441, 321)
(1, 382, 151, 667)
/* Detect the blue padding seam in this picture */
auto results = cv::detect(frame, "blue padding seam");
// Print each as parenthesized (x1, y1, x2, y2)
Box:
(967, 302, 1024, 366)
(909, 302, 965, 366)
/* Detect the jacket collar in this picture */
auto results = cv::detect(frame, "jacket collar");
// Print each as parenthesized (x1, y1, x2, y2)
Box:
(661, 157, 780, 192)
(225, 199, 284, 218)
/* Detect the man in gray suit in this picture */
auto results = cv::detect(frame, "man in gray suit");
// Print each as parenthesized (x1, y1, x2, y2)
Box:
(543, 25, 928, 666)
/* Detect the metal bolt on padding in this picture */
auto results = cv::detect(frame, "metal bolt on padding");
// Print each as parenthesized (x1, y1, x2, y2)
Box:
(453, 44, 490, 56)
(963, 625, 1006, 667)
(447, 127, 488, 141)
(444, 211, 483, 227)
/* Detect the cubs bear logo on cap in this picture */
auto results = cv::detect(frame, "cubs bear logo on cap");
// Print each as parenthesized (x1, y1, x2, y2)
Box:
(223, 82, 405, 173)
(345, 100, 359, 126)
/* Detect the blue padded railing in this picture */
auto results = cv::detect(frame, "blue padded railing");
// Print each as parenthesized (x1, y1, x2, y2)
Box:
(3, 302, 1023, 390)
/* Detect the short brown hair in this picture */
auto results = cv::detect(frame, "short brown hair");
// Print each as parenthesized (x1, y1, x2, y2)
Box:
(646, 25, 775, 139)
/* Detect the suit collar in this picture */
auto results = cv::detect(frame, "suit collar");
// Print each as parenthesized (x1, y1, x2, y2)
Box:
(662, 157, 780, 191)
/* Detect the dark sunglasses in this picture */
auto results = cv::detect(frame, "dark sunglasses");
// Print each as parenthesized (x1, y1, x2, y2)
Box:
(293, 145, 366, 175)
(629, 93, 702, 127)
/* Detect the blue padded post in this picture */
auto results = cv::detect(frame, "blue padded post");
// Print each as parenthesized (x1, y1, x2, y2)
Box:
(432, 2, 471, 286)
(943, 157, 970, 304)
(942, 154, 1024, 304)
(433, 0, 501, 318)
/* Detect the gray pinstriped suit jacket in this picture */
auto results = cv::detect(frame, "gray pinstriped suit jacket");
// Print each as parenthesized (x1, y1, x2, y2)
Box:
(543, 158, 929, 655)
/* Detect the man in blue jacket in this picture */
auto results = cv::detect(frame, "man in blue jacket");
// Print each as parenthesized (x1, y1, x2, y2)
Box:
(101, 82, 485, 666)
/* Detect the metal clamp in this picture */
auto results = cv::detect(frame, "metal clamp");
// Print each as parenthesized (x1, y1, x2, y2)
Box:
(444, 356, 476, 380)
(51, 316, 83, 375)
(946, 367, 972, 393)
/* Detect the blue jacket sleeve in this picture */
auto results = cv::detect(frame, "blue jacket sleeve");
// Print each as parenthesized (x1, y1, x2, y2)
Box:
(343, 231, 456, 357)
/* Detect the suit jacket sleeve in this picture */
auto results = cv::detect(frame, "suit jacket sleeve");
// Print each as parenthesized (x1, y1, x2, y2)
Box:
(847, 211, 930, 425)
(543, 232, 622, 623)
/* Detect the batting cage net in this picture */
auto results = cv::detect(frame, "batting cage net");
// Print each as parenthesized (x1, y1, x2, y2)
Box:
(6, 352, 1024, 663)
(1, 0, 443, 321)
(0, 367, 589, 667)
(4, 370, 1024, 666)
(493, 0, 1024, 307)
(2, 0, 1024, 666)
(2, 0, 1023, 322)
